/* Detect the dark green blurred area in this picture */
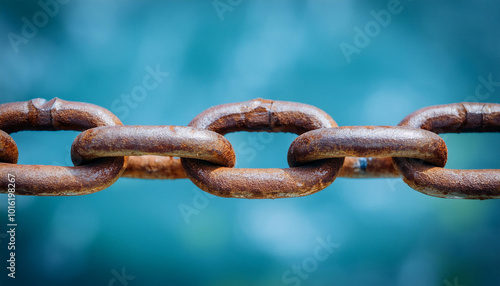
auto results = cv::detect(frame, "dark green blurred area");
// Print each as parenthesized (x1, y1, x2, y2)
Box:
(0, 0, 499, 285)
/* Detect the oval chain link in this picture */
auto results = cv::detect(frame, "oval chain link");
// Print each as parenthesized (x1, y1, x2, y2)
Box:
(393, 102, 500, 199)
(181, 98, 344, 199)
(71, 125, 236, 179)
(288, 126, 448, 168)
(0, 98, 126, 196)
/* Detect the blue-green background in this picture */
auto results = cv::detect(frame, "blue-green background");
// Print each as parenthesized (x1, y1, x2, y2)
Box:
(1, 0, 500, 285)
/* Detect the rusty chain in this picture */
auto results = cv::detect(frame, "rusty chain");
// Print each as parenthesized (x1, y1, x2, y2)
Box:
(0, 98, 498, 199)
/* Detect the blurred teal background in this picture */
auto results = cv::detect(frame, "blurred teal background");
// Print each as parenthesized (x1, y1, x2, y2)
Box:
(1, 0, 500, 285)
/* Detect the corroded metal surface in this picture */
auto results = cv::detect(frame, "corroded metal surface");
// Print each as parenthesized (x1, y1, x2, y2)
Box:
(187, 98, 336, 135)
(181, 159, 340, 198)
(0, 159, 126, 196)
(288, 126, 448, 175)
(0, 130, 18, 164)
(71, 125, 235, 178)
(122, 155, 186, 179)
(0, 98, 498, 199)
(0, 98, 122, 132)
(393, 103, 500, 199)
(181, 98, 344, 199)
(0, 98, 126, 196)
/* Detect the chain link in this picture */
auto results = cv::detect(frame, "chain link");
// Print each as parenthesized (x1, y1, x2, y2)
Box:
(71, 125, 235, 172)
(0, 98, 498, 199)
(181, 98, 343, 198)
(0, 130, 18, 164)
(0, 98, 126, 195)
(393, 102, 500, 199)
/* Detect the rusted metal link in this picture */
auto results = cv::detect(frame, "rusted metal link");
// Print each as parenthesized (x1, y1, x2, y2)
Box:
(398, 102, 500, 133)
(0, 98, 127, 196)
(71, 125, 235, 179)
(0, 130, 18, 164)
(393, 102, 500, 199)
(288, 126, 448, 178)
(187, 98, 336, 135)
(0, 98, 122, 133)
(181, 98, 344, 199)
(0, 159, 126, 196)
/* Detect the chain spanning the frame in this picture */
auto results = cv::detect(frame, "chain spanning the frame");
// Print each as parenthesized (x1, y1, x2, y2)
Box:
(0, 98, 499, 199)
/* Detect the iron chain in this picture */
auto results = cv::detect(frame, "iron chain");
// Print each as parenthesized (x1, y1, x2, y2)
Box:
(0, 98, 499, 199)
